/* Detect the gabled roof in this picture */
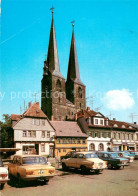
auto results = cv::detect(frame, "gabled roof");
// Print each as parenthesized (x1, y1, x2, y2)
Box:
(77, 109, 106, 119)
(46, 14, 64, 79)
(50, 121, 87, 137)
(23, 102, 46, 118)
(109, 120, 136, 131)
(11, 114, 21, 121)
(67, 26, 84, 85)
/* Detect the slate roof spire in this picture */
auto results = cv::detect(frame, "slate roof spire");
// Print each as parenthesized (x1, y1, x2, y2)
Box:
(46, 8, 64, 79)
(67, 22, 84, 85)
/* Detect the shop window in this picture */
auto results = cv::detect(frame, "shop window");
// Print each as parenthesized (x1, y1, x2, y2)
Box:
(89, 143, 95, 151)
(98, 143, 104, 151)
(41, 144, 45, 152)
(63, 149, 66, 152)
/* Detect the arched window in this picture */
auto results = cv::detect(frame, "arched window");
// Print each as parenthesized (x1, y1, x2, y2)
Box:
(78, 87, 82, 98)
(56, 79, 61, 92)
(98, 143, 104, 151)
(89, 143, 95, 151)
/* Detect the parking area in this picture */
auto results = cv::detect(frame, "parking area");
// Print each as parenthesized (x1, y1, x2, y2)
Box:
(1, 160, 138, 196)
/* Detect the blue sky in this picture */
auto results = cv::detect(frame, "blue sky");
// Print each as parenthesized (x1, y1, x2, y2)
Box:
(0, 0, 138, 123)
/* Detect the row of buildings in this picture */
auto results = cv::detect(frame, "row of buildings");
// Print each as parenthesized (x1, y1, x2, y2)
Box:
(11, 102, 138, 157)
(5, 11, 138, 157)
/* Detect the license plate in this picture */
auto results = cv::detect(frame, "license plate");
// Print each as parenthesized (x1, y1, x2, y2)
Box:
(38, 170, 44, 174)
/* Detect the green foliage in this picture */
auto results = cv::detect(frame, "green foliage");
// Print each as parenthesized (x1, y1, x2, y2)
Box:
(0, 114, 13, 148)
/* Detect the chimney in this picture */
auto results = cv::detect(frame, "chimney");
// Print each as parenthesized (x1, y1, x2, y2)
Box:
(134, 122, 137, 124)
(113, 118, 116, 121)
(28, 102, 31, 108)
(36, 102, 39, 107)
(51, 115, 54, 121)
(75, 114, 78, 121)
(87, 107, 90, 111)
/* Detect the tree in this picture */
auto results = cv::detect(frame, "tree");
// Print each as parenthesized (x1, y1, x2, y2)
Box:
(0, 114, 13, 148)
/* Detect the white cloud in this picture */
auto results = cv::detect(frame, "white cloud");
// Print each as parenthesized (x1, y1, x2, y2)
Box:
(102, 89, 135, 110)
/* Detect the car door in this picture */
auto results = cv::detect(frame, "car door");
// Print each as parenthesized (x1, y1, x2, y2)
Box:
(76, 153, 86, 168)
(66, 153, 78, 168)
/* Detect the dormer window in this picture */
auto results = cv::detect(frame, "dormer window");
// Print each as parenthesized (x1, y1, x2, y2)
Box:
(129, 126, 132, 129)
(100, 120, 104, 125)
(122, 125, 126, 128)
(95, 119, 98, 125)
(113, 124, 118, 127)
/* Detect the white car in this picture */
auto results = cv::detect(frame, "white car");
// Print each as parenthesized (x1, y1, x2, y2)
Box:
(0, 157, 9, 190)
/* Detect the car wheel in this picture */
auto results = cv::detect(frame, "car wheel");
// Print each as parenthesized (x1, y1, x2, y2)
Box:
(107, 163, 113, 169)
(62, 163, 68, 171)
(94, 170, 100, 174)
(81, 166, 88, 175)
(44, 179, 49, 184)
(116, 166, 121, 170)
(0, 183, 5, 190)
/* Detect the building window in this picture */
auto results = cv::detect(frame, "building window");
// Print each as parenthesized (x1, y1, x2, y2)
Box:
(57, 138, 61, 144)
(107, 132, 110, 138)
(72, 138, 76, 144)
(32, 131, 36, 137)
(122, 133, 125, 140)
(113, 133, 116, 139)
(56, 79, 62, 92)
(41, 144, 45, 152)
(28, 131, 32, 137)
(88, 131, 92, 137)
(80, 103, 82, 109)
(95, 119, 98, 125)
(41, 120, 45, 126)
(118, 133, 121, 139)
(98, 143, 104, 151)
(131, 134, 133, 140)
(67, 138, 71, 144)
(127, 134, 129, 140)
(23, 131, 27, 137)
(82, 139, 86, 144)
(100, 120, 103, 125)
(63, 149, 66, 152)
(35, 119, 40, 126)
(77, 138, 81, 144)
(78, 87, 82, 98)
(47, 131, 50, 138)
(63, 138, 66, 144)
(94, 132, 98, 137)
(58, 149, 61, 153)
(89, 143, 95, 151)
(42, 131, 45, 138)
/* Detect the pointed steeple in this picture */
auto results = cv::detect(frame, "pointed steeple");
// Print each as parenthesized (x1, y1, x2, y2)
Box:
(46, 9, 64, 79)
(67, 22, 84, 85)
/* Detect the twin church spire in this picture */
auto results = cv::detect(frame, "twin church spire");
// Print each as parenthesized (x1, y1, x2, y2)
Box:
(45, 9, 83, 84)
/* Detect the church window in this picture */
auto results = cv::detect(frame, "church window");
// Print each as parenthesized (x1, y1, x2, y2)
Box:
(56, 79, 62, 92)
(78, 87, 82, 98)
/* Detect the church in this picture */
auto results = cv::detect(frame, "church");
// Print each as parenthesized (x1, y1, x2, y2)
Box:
(41, 10, 86, 120)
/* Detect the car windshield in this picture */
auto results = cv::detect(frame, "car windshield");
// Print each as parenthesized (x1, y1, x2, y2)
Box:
(85, 153, 98, 158)
(110, 153, 119, 158)
(22, 156, 47, 165)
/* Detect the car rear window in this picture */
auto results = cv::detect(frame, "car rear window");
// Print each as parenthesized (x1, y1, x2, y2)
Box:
(22, 157, 47, 165)
(85, 153, 98, 158)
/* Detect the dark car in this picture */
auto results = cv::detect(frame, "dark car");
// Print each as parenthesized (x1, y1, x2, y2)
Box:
(96, 151, 128, 169)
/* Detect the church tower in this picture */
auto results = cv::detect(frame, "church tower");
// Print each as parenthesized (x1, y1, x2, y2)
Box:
(41, 9, 66, 120)
(66, 23, 86, 111)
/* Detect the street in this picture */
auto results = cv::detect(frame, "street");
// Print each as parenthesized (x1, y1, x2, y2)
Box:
(1, 161, 138, 196)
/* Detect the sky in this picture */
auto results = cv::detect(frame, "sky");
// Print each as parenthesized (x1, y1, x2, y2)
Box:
(0, 0, 138, 123)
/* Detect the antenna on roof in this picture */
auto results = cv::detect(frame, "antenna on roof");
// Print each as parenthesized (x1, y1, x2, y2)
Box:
(20, 105, 22, 114)
(86, 96, 95, 110)
(129, 113, 138, 123)
(106, 112, 114, 120)
(95, 105, 102, 112)
(33, 92, 39, 102)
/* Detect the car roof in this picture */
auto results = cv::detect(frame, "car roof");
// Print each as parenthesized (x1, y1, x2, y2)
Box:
(13, 155, 43, 158)
(75, 151, 96, 155)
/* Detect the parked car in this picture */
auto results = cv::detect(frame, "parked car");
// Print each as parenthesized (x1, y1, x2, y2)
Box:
(62, 151, 107, 174)
(8, 155, 55, 187)
(117, 152, 134, 163)
(60, 151, 76, 160)
(96, 151, 129, 169)
(0, 157, 9, 190)
(134, 152, 138, 159)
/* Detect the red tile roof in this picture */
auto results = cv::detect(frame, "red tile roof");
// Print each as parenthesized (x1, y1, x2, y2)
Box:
(11, 114, 21, 121)
(109, 120, 136, 130)
(77, 109, 106, 119)
(50, 121, 88, 137)
(23, 102, 46, 118)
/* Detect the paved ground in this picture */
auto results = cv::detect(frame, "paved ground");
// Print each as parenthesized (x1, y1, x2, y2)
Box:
(1, 161, 138, 196)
